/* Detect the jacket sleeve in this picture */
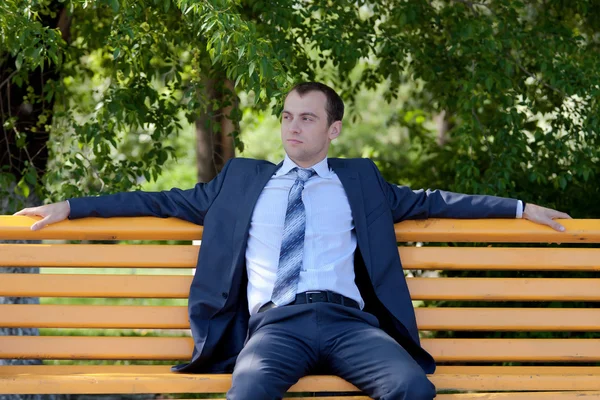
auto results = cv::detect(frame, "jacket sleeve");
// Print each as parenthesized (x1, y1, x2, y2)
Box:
(368, 160, 519, 223)
(68, 159, 234, 226)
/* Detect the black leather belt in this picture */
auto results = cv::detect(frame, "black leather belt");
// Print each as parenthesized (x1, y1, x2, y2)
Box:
(258, 290, 360, 313)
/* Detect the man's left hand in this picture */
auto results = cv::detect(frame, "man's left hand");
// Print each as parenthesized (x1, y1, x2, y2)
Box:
(523, 203, 571, 232)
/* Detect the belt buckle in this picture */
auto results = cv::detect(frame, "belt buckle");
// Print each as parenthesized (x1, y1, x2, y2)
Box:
(305, 291, 323, 303)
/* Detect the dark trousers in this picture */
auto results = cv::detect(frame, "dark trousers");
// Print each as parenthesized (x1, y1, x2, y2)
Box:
(227, 302, 436, 400)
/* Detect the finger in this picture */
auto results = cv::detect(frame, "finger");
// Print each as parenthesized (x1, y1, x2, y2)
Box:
(554, 211, 572, 219)
(549, 219, 566, 232)
(14, 208, 37, 216)
(544, 207, 571, 219)
(31, 215, 52, 231)
(535, 215, 564, 232)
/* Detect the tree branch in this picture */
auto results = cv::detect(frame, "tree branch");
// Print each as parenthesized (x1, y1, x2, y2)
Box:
(0, 70, 18, 90)
(511, 56, 568, 97)
(0, 86, 14, 171)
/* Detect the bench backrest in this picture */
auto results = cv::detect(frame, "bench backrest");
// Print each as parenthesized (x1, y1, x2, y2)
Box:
(1, 216, 599, 365)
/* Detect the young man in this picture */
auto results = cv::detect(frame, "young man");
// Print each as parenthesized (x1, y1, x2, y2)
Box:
(16, 82, 570, 400)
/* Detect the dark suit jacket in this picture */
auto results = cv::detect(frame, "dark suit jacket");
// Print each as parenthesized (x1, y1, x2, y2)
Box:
(69, 157, 518, 374)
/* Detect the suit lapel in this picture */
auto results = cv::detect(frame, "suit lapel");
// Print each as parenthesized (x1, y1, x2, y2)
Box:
(329, 158, 372, 277)
(231, 162, 281, 269)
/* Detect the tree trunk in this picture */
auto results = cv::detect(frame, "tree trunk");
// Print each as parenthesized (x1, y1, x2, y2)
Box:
(434, 110, 452, 146)
(195, 77, 237, 182)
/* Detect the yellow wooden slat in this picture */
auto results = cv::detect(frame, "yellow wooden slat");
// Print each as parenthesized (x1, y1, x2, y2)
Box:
(3, 244, 599, 271)
(435, 366, 600, 374)
(2, 305, 598, 331)
(0, 216, 202, 241)
(422, 339, 600, 362)
(436, 393, 600, 399)
(1, 366, 352, 395)
(0, 365, 599, 394)
(415, 308, 600, 331)
(0, 336, 193, 359)
(0, 274, 191, 298)
(433, 368, 600, 392)
(5, 365, 599, 376)
(394, 219, 600, 243)
(1, 337, 598, 362)
(2, 216, 600, 243)
(400, 247, 600, 271)
(0, 244, 198, 268)
(433, 375, 600, 392)
(1, 274, 598, 301)
(0, 304, 189, 329)
(434, 373, 600, 391)
(0, 366, 233, 394)
(408, 278, 600, 301)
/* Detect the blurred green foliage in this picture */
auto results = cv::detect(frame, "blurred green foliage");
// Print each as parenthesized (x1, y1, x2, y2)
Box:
(2, 0, 599, 217)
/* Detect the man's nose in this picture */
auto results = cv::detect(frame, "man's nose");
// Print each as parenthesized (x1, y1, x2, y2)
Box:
(288, 119, 301, 134)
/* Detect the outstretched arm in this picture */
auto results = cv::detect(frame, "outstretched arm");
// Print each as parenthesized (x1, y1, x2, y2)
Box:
(15, 159, 234, 230)
(368, 160, 571, 232)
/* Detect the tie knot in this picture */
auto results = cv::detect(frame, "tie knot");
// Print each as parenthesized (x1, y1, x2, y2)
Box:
(295, 168, 315, 183)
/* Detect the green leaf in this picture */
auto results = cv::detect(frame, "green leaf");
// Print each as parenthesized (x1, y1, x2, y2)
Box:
(109, 0, 120, 13)
(15, 53, 23, 70)
(485, 77, 493, 92)
(16, 178, 30, 199)
(235, 74, 243, 88)
(260, 57, 268, 78)
(559, 176, 567, 189)
(25, 168, 37, 186)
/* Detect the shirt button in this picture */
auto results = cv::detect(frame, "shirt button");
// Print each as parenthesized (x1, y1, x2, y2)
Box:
(221, 292, 228, 299)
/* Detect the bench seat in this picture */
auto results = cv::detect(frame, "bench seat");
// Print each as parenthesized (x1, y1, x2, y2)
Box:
(2, 365, 600, 395)
(1, 216, 599, 398)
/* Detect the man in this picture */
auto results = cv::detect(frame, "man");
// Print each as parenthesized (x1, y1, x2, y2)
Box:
(16, 82, 570, 400)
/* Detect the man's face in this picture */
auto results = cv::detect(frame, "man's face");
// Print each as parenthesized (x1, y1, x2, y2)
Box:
(281, 90, 341, 168)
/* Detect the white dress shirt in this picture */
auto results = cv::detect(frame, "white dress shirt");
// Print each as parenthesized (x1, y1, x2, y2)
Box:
(246, 156, 364, 315)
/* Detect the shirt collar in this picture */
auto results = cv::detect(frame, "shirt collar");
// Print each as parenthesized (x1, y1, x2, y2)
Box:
(275, 155, 333, 179)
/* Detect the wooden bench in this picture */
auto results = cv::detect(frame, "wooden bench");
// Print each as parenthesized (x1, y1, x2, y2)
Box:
(1, 215, 599, 399)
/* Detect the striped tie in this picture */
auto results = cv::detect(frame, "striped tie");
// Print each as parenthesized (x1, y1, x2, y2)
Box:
(271, 167, 315, 306)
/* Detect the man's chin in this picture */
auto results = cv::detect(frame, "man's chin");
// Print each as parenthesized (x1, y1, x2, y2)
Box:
(285, 152, 307, 164)
(284, 149, 304, 159)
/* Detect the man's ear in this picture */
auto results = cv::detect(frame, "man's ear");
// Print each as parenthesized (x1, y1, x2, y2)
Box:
(328, 120, 342, 140)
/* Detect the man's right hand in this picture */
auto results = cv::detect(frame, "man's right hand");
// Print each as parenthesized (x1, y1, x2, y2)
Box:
(14, 201, 71, 231)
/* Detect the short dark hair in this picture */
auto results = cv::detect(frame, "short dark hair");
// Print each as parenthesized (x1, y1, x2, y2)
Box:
(287, 82, 344, 126)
